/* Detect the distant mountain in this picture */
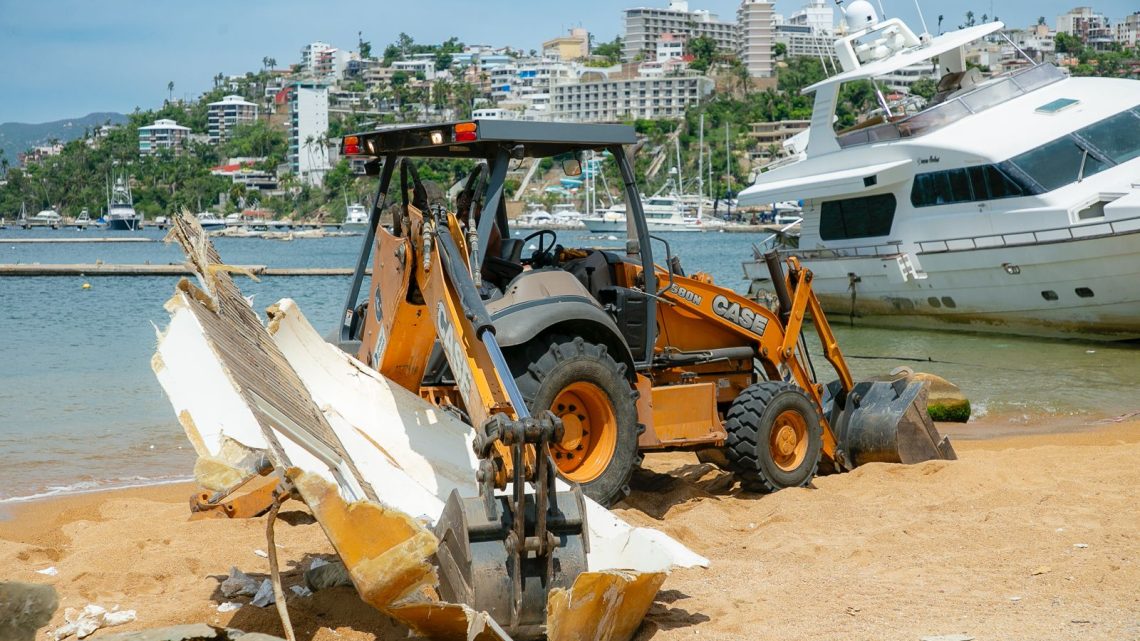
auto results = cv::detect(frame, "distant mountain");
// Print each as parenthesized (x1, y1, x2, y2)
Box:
(0, 112, 128, 166)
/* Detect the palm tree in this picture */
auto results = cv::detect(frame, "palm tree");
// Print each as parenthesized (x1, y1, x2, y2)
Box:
(262, 56, 270, 71)
(167, 81, 174, 103)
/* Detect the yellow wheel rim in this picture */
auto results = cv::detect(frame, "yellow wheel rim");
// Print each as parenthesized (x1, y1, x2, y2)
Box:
(769, 409, 808, 472)
(550, 382, 618, 483)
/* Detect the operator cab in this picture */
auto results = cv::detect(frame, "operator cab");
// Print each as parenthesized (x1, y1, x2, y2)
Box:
(337, 120, 664, 370)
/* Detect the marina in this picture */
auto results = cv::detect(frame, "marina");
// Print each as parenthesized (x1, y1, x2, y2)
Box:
(2, 2, 1139, 640)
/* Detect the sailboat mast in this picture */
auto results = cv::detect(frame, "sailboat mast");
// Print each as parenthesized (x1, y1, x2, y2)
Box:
(698, 114, 704, 217)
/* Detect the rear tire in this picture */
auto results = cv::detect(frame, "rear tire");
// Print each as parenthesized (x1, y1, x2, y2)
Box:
(511, 336, 640, 507)
(725, 382, 822, 493)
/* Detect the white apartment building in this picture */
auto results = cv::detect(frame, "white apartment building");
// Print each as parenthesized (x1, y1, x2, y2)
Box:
(623, 1, 738, 62)
(551, 73, 713, 122)
(786, 0, 833, 33)
(656, 32, 688, 61)
(880, 61, 937, 92)
(774, 24, 835, 59)
(1056, 7, 1113, 49)
(300, 41, 347, 79)
(392, 54, 438, 81)
(739, 0, 776, 78)
(491, 58, 577, 103)
(206, 95, 258, 144)
(138, 119, 190, 157)
(288, 82, 330, 186)
(1116, 12, 1140, 47)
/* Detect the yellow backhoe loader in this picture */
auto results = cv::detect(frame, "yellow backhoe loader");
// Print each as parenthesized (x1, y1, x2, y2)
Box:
(325, 120, 955, 636)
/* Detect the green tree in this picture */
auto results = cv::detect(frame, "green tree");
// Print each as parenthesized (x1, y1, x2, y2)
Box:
(167, 81, 174, 103)
(435, 51, 454, 71)
(358, 31, 372, 59)
(909, 77, 937, 101)
(592, 36, 623, 65)
(687, 36, 718, 72)
(774, 42, 787, 59)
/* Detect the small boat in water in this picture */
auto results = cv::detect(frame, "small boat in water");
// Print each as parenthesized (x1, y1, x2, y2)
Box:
(106, 175, 141, 231)
(341, 202, 369, 230)
(195, 212, 226, 231)
(70, 209, 94, 229)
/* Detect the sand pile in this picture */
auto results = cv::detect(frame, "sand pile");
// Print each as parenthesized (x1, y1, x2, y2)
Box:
(2, 423, 1137, 640)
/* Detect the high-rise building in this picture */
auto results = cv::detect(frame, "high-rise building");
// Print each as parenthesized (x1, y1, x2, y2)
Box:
(551, 73, 714, 122)
(787, 0, 834, 34)
(288, 82, 330, 186)
(738, 0, 776, 78)
(623, 1, 739, 62)
(1056, 7, 1113, 50)
(300, 41, 347, 78)
(138, 119, 190, 157)
(206, 95, 259, 145)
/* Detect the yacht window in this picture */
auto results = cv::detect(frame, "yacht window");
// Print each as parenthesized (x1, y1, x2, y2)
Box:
(1010, 136, 1107, 192)
(912, 165, 1025, 207)
(1075, 108, 1140, 165)
(819, 194, 896, 240)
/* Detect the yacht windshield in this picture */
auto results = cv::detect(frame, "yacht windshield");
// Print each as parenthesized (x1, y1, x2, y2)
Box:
(1009, 137, 1108, 192)
(1074, 107, 1140, 165)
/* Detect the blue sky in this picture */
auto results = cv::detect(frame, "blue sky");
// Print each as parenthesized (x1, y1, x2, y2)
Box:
(0, 0, 1134, 123)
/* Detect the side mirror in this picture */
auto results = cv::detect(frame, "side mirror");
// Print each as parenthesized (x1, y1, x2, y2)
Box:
(562, 158, 582, 177)
(554, 152, 583, 177)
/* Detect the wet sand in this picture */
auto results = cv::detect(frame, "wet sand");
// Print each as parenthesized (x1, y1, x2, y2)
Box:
(3, 420, 1138, 641)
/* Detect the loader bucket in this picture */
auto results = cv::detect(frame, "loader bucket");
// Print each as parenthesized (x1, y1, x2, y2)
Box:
(824, 379, 957, 468)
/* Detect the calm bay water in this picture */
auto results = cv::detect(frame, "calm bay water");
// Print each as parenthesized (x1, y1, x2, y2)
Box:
(1, 226, 1138, 501)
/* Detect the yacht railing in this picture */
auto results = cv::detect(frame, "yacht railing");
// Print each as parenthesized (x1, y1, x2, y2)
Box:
(917, 214, 1140, 254)
(837, 64, 1066, 149)
(782, 240, 904, 260)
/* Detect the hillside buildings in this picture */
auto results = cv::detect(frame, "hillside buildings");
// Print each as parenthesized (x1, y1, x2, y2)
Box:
(138, 119, 190, 157)
(288, 82, 330, 186)
(206, 95, 258, 144)
(623, 1, 739, 61)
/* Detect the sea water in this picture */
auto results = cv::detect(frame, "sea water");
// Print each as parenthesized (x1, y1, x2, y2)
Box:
(1, 227, 1137, 501)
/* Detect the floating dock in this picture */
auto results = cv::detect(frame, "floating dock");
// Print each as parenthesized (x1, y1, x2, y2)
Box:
(0, 264, 362, 277)
(3, 237, 157, 244)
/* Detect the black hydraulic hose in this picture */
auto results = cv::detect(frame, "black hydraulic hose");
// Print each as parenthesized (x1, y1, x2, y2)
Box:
(764, 250, 792, 326)
(435, 224, 495, 337)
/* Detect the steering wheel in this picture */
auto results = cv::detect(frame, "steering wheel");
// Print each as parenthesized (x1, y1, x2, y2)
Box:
(521, 230, 558, 267)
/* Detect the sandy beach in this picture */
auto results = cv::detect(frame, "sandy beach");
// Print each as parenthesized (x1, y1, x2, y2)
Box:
(3, 418, 1138, 641)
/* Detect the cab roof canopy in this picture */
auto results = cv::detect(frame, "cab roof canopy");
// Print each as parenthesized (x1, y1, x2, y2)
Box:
(345, 120, 637, 159)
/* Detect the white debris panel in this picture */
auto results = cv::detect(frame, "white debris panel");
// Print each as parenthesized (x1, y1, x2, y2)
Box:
(152, 216, 706, 641)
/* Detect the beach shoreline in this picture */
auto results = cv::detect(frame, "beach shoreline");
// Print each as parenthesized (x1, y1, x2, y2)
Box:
(4, 418, 1138, 641)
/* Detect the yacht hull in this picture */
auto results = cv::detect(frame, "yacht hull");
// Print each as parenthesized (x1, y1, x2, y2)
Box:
(747, 229, 1140, 340)
(106, 218, 141, 231)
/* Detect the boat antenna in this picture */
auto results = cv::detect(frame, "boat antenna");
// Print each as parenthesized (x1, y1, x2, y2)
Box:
(912, 0, 931, 37)
(875, 0, 887, 21)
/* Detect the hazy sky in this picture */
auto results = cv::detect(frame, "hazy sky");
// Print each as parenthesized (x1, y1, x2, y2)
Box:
(1, 0, 1134, 123)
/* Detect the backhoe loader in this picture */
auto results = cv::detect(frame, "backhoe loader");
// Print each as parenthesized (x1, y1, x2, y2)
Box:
(336, 119, 955, 511)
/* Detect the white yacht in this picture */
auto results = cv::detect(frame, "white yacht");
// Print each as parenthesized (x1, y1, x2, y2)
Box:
(514, 204, 555, 229)
(32, 208, 62, 224)
(195, 212, 227, 231)
(739, 4, 1140, 340)
(106, 175, 141, 231)
(550, 203, 586, 228)
(583, 193, 706, 233)
(342, 202, 370, 230)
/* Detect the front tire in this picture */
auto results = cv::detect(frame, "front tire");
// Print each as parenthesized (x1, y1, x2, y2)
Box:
(725, 382, 822, 493)
(511, 336, 640, 507)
